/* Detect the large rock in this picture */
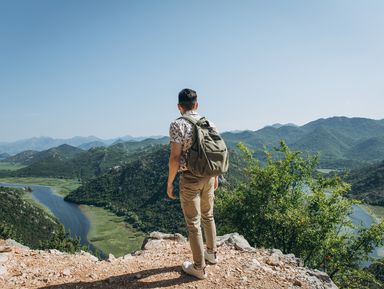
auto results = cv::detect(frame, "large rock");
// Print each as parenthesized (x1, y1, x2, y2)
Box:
(5, 239, 29, 250)
(303, 269, 338, 289)
(149, 231, 186, 242)
(307, 269, 338, 289)
(107, 254, 116, 262)
(48, 249, 64, 255)
(242, 258, 261, 271)
(265, 253, 281, 266)
(268, 249, 302, 266)
(141, 231, 187, 250)
(142, 239, 167, 251)
(76, 250, 99, 262)
(217, 233, 254, 251)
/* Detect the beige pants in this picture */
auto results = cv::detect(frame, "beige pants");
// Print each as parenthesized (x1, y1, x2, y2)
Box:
(179, 171, 217, 269)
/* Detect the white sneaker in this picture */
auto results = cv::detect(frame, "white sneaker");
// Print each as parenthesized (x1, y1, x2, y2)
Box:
(204, 250, 218, 264)
(182, 261, 207, 279)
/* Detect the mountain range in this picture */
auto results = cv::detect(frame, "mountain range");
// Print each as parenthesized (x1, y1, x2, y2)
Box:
(222, 116, 384, 168)
(3, 117, 384, 167)
(0, 135, 165, 155)
(0, 137, 169, 179)
(2, 117, 384, 175)
(1, 116, 384, 208)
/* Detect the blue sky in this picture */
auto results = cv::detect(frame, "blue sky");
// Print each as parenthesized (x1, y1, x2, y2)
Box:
(1, 0, 383, 141)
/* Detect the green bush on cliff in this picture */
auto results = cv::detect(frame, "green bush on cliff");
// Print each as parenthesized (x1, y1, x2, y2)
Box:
(39, 225, 83, 254)
(216, 141, 384, 288)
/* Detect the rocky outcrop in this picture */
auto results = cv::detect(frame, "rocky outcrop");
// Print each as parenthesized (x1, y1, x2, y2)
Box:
(217, 232, 255, 251)
(0, 233, 337, 289)
(141, 231, 187, 250)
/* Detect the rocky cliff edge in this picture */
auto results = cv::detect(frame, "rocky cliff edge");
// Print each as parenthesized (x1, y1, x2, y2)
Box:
(0, 232, 337, 289)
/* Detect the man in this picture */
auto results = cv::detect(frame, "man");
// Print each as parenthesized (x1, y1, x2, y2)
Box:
(167, 88, 218, 279)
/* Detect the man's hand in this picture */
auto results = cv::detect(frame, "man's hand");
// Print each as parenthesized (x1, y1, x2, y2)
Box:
(167, 182, 176, 200)
(214, 176, 219, 191)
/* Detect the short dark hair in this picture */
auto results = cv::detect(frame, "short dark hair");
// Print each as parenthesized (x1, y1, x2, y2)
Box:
(178, 88, 197, 111)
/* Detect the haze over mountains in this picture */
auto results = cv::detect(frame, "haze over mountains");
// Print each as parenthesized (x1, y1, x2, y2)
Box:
(0, 135, 165, 155)
(2, 116, 384, 169)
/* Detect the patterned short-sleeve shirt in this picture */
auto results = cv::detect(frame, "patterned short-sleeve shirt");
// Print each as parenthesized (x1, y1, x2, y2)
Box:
(169, 110, 218, 172)
(169, 110, 200, 171)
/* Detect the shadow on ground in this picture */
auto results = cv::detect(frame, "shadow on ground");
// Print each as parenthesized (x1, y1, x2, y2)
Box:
(38, 265, 197, 289)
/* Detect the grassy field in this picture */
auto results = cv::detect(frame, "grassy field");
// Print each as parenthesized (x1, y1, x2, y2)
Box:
(80, 205, 146, 257)
(0, 162, 27, 171)
(0, 177, 81, 196)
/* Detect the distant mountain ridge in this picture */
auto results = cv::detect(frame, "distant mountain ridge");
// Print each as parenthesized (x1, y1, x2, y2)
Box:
(222, 116, 384, 168)
(3, 144, 84, 165)
(0, 137, 170, 180)
(0, 135, 166, 155)
(268, 123, 298, 128)
(2, 116, 384, 169)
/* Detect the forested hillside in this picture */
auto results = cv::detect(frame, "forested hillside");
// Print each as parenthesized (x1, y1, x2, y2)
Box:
(0, 138, 169, 180)
(347, 160, 384, 205)
(64, 146, 185, 233)
(0, 186, 82, 252)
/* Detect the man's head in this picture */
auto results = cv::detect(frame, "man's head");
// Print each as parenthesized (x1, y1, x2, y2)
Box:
(178, 88, 198, 113)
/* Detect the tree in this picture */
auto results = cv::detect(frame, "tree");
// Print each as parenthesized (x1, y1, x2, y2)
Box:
(39, 225, 84, 254)
(0, 222, 15, 240)
(216, 141, 384, 288)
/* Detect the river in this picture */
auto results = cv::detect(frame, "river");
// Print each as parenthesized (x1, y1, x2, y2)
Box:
(0, 183, 102, 257)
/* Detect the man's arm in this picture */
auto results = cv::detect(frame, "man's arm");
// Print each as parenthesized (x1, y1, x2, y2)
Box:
(214, 176, 219, 191)
(167, 142, 182, 200)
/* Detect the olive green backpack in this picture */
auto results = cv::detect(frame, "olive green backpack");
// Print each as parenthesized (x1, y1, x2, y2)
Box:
(180, 115, 229, 177)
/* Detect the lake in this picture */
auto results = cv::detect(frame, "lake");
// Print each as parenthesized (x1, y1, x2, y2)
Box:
(0, 183, 102, 257)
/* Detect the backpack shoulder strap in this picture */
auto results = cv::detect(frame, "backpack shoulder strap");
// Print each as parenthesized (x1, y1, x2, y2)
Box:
(178, 115, 204, 126)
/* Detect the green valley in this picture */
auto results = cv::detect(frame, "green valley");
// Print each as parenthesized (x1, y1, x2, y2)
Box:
(80, 205, 145, 257)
